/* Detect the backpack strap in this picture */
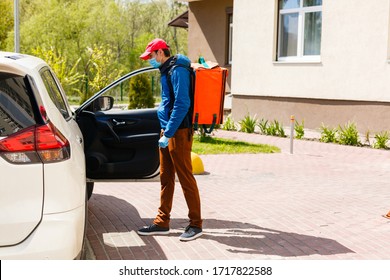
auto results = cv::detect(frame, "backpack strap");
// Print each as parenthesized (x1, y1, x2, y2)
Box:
(166, 63, 195, 130)
(167, 62, 218, 135)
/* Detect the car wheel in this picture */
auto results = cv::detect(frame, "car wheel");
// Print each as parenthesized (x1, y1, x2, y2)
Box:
(86, 182, 94, 200)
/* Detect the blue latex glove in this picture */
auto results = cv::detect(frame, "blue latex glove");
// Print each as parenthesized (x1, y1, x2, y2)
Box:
(158, 135, 170, 148)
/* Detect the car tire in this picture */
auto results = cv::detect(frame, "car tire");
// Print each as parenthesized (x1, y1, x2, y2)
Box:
(86, 182, 94, 200)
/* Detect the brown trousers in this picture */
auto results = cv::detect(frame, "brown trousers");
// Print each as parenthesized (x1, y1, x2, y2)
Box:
(153, 128, 202, 229)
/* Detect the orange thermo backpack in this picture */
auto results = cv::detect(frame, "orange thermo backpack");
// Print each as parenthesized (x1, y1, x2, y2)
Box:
(167, 59, 228, 134)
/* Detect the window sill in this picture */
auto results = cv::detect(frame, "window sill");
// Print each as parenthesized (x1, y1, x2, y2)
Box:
(275, 55, 321, 64)
(273, 60, 322, 65)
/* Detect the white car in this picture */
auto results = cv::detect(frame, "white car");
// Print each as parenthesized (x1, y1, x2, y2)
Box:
(0, 52, 160, 259)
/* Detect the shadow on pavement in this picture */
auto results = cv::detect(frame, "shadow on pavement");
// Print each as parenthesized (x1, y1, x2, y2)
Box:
(201, 219, 354, 257)
(86, 194, 354, 259)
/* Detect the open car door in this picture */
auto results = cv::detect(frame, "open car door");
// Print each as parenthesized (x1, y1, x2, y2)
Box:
(75, 67, 160, 180)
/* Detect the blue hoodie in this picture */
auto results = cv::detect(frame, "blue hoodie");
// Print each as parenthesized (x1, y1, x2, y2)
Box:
(158, 54, 192, 138)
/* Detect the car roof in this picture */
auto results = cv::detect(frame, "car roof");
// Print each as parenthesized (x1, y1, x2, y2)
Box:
(0, 51, 47, 76)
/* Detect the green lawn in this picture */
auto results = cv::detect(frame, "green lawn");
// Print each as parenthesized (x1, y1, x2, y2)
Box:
(192, 136, 280, 155)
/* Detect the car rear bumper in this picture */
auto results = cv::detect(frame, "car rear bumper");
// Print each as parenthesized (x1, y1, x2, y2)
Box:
(0, 204, 86, 260)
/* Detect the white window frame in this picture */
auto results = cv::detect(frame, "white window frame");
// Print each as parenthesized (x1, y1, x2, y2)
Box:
(227, 12, 233, 65)
(277, 1, 322, 62)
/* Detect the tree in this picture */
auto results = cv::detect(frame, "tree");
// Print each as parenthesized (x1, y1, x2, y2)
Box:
(128, 74, 154, 109)
(0, 0, 14, 50)
(1, 0, 188, 105)
(81, 45, 124, 102)
(31, 46, 83, 96)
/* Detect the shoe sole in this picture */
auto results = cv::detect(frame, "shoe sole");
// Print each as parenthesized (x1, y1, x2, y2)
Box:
(179, 231, 203, 241)
(137, 230, 170, 236)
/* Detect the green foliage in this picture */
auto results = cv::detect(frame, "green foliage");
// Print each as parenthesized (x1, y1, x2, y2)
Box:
(265, 122, 277, 136)
(270, 120, 286, 137)
(82, 45, 124, 103)
(294, 120, 305, 139)
(222, 114, 237, 131)
(2, 0, 188, 103)
(259, 119, 286, 137)
(239, 114, 257, 133)
(337, 122, 361, 146)
(128, 74, 155, 109)
(0, 0, 13, 51)
(364, 130, 371, 146)
(373, 131, 389, 149)
(319, 124, 338, 143)
(31, 46, 83, 96)
(196, 125, 220, 139)
(192, 136, 280, 155)
(258, 119, 268, 135)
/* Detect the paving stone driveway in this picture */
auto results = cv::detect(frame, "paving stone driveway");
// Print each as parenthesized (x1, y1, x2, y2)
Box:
(85, 130, 390, 260)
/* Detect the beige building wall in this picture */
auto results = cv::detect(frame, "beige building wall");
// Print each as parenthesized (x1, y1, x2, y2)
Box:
(186, 0, 233, 92)
(231, 0, 390, 132)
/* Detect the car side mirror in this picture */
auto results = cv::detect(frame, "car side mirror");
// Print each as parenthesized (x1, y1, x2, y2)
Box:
(91, 96, 114, 112)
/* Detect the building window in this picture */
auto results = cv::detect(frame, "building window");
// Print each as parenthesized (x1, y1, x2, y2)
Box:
(227, 8, 233, 65)
(277, 0, 322, 62)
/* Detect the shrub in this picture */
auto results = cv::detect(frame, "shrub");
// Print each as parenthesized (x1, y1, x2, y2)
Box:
(271, 120, 286, 137)
(258, 119, 268, 135)
(294, 120, 305, 139)
(373, 131, 389, 149)
(222, 114, 237, 131)
(319, 124, 338, 143)
(239, 114, 258, 133)
(265, 121, 277, 136)
(337, 122, 361, 146)
(257, 119, 286, 137)
(128, 74, 155, 109)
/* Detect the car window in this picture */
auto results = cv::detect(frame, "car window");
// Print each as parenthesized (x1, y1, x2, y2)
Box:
(40, 68, 71, 119)
(100, 71, 160, 110)
(0, 73, 36, 136)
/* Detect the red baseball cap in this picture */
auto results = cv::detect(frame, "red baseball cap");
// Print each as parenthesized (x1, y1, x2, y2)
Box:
(140, 38, 170, 60)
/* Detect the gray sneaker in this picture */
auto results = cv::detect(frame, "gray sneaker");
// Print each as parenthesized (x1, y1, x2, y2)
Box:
(179, 226, 202, 241)
(137, 224, 169, 236)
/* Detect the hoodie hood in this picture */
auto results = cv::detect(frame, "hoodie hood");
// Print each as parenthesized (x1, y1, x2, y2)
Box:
(160, 54, 191, 74)
(174, 54, 191, 67)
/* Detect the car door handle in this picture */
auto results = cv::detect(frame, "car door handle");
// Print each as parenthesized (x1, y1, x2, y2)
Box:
(105, 122, 120, 142)
(112, 119, 125, 126)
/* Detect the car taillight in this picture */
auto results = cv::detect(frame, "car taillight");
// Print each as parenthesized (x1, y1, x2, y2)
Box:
(0, 122, 70, 164)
